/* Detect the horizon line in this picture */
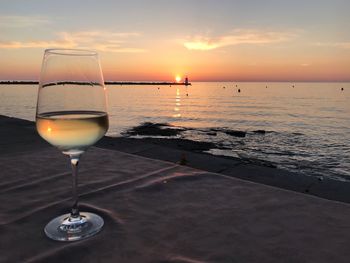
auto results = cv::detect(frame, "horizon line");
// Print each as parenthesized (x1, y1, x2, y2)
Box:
(1, 79, 350, 83)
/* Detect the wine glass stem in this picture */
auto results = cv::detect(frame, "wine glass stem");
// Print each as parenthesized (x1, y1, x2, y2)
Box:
(70, 155, 81, 218)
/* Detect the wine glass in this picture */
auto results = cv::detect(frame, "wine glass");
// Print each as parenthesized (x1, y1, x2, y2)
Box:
(36, 49, 109, 241)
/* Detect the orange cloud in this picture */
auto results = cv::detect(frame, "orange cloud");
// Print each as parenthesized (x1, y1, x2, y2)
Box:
(184, 29, 299, 50)
(0, 31, 145, 53)
(0, 40, 73, 49)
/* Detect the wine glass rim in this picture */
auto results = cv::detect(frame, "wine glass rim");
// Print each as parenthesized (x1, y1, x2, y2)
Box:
(45, 49, 98, 56)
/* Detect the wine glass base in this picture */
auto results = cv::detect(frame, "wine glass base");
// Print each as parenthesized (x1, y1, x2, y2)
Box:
(44, 212, 104, 241)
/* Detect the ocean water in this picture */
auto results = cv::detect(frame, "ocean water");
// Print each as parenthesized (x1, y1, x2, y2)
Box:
(1, 82, 350, 180)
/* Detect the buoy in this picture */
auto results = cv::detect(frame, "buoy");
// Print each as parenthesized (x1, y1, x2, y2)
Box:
(238, 89, 241, 93)
(341, 87, 344, 91)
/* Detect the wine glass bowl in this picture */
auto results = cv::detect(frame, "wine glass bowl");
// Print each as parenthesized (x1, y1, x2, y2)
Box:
(36, 110, 108, 156)
(36, 49, 108, 241)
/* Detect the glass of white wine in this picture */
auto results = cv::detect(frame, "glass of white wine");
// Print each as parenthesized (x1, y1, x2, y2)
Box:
(36, 49, 109, 241)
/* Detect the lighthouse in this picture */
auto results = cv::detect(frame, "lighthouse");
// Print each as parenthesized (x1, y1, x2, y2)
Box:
(185, 76, 189, 86)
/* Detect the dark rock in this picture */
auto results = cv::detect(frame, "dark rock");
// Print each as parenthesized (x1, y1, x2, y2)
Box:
(207, 132, 217, 136)
(173, 139, 216, 152)
(125, 122, 182, 136)
(225, 130, 246, 138)
(253, 130, 266, 135)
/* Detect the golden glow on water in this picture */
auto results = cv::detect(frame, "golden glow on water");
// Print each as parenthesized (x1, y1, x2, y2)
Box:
(36, 111, 108, 152)
(173, 87, 182, 117)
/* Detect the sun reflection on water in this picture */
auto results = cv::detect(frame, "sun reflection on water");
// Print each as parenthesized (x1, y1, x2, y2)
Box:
(173, 88, 181, 118)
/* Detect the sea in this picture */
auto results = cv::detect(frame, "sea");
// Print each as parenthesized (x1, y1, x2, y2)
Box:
(1, 82, 349, 180)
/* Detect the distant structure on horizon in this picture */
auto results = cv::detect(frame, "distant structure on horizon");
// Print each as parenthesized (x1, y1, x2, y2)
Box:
(185, 76, 189, 86)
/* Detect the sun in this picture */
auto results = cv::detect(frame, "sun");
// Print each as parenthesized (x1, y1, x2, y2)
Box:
(175, 75, 182, 83)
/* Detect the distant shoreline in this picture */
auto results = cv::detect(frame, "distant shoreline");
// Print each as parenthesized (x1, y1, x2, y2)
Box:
(0, 80, 191, 86)
(1, 80, 349, 85)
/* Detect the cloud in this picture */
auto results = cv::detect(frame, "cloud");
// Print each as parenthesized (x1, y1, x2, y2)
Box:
(183, 29, 298, 51)
(0, 15, 50, 27)
(313, 42, 350, 49)
(0, 31, 145, 52)
(0, 40, 72, 49)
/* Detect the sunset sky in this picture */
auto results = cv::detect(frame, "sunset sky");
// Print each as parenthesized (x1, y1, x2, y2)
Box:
(1, 0, 349, 82)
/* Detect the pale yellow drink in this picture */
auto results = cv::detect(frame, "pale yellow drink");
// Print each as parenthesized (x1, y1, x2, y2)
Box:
(36, 111, 108, 154)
